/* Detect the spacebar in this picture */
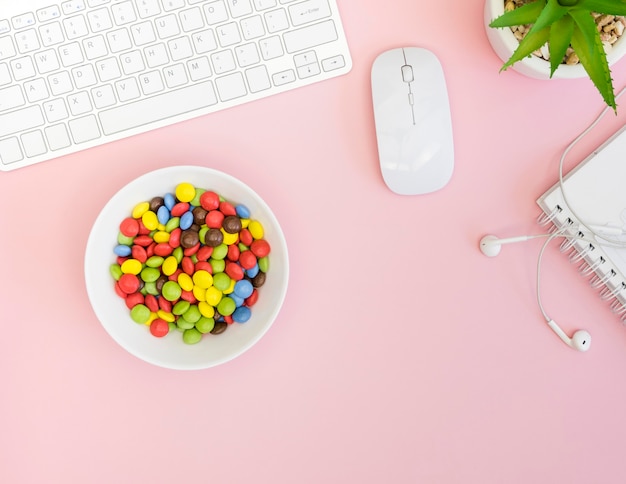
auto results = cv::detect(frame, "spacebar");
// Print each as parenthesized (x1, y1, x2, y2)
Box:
(99, 81, 218, 136)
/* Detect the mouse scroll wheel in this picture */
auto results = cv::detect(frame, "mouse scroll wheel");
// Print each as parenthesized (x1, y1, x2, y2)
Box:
(401, 65, 414, 83)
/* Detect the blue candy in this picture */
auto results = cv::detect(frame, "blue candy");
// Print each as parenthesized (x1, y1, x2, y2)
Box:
(157, 205, 170, 224)
(233, 279, 253, 299)
(114, 244, 132, 257)
(233, 306, 251, 323)
(164, 193, 176, 210)
(235, 204, 251, 219)
(230, 294, 245, 307)
(246, 264, 259, 278)
(180, 211, 194, 230)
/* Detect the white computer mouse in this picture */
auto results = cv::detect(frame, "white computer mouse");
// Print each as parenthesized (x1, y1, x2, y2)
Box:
(371, 47, 454, 195)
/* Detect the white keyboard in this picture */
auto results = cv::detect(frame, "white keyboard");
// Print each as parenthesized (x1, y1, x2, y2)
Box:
(0, 0, 352, 171)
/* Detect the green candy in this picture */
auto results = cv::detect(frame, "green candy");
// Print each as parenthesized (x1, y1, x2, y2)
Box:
(198, 226, 208, 244)
(172, 246, 183, 263)
(117, 232, 134, 245)
(258, 256, 269, 273)
(144, 281, 159, 296)
(195, 317, 215, 334)
(177, 318, 194, 330)
(190, 188, 206, 207)
(110, 263, 122, 281)
(130, 304, 151, 324)
(183, 328, 202, 345)
(140, 267, 160, 283)
(145, 256, 164, 268)
(182, 305, 201, 324)
(165, 217, 180, 232)
(211, 243, 228, 260)
(172, 300, 190, 315)
(210, 259, 225, 274)
(217, 296, 236, 316)
(162, 281, 182, 301)
(212, 272, 231, 291)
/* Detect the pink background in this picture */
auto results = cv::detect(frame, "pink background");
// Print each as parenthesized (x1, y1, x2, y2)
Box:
(4, 0, 626, 482)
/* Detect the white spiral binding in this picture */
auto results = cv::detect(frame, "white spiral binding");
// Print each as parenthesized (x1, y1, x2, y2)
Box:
(569, 244, 594, 264)
(579, 256, 604, 277)
(537, 205, 562, 227)
(590, 269, 616, 289)
(600, 281, 624, 301)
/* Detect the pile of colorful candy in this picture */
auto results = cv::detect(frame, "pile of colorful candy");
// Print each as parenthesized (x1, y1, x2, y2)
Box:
(109, 182, 271, 344)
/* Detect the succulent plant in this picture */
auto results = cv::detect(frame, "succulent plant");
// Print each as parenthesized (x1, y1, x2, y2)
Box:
(489, 0, 626, 110)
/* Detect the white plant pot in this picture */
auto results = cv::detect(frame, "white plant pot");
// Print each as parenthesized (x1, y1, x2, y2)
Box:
(484, 0, 626, 79)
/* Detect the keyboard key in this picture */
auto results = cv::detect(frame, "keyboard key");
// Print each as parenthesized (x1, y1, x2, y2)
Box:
(95, 57, 122, 81)
(0, 63, 11, 85)
(162, 0, 185, 12)
(120, 50, 145, 75)
(48, 71, 74, 95)
(115, 77, 141, 101)
(162, 63, 188, 88)
(0, 137, 24, 164)
(155, 14, 180, 38)
(179, 7, 205, 32)
(64, 15, 89, 39)
(272, 69, 295, 86)
(21, 130, 48, 157)
(24, 78, 50, 102)
(107, 28, 132, 52)
(91, 84, 116, 108)
(131, 21, 157, 46)
(215, 72, 246, 101)
(10, 56, 37, 80)
(240, 16, 265, 40)
(226, 0, 253, 18)
(69, 114, 100, 143)
(264, 9, 289, 33)
(186, 56, 212, 81)
(136, 0, 162, 19)
(204, 1, 229, 25)
(72, 64, 98, 88)
(12, 13, 36, 30)
(168, 36, 193, 61)
(288, 0, 331, 27)
(139, 70, 164, 95)
(191, 30, 218, 54)
(59, 42, 85, 66)
(0, 37, 17, 60)
(62, 1, 87, 15)
(34, 49, 61, 74)
(111, 2, 137, 25)
(210, 50, 236, 74)
(322, 54, 345, 71)
(0, 20, 10, 35)
(87, 8, 114, 32)
(45, 123, 72, 151)
(283, 19, 337, 53)
(216, 22, 242, 48)
(245, 65, 270, 93)
(67, 91, 93, 115)
(39, 22, 66, 46)
(15, 29, 41, 54)
(98, 80, 218, 135)
(0, 105, 44, 138)
(37, 6, 62, 22)
(259, 35, 283, 60)
(83, 35, 109, 60)
(0, 85, 26, 112)
(43, 98, 70, 122)
(253, 0, 277, 10)
(144, 43, 170, 67)
(235, 43, 260, 67)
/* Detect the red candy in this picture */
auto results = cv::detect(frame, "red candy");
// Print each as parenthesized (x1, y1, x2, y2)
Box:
(239, 250, 257, 270)
(171, 202, 189, 217)
(125, 292, 144, 309)
(154, 243, 174, 256)
(150, 318, 169, 337)
(145, 294, 159, 312)
(131, 245, 147, 263)
(168, 228, 181, 248)
(239, 228, 253, 246)
(181, 256, 195, 275)
(120, 217, 139, 237)
(196, 245, 213, 261)
(219, 201, 236, 216)
(225, 261, 244, 280)
(200, 191, 220, 210)
(245, 289, 259, 307)
(227, 244, 240, 261)
(118, 273, 140, 294)
(133, 235, 153, 247)
(205, 210, 224, 228)
(250, 239, 271, 258)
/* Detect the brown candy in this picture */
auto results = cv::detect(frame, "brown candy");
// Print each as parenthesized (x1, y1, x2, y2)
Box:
(210, 321, 228, 335)
(180, 229, 199, 249)
(222, 215, 242, 234)
(149, 196, 164, 212)
(155, 275, 168, 293)
(204, 228, 224, 247)
(192, 207, 207, 225)
(251, 271, 266, 288)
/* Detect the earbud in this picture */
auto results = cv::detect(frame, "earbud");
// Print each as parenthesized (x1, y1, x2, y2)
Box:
(479, 234, 536, 257)
(547, 320, 591, 352)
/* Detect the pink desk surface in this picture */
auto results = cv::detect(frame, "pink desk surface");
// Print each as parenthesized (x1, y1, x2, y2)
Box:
(4, 1, 626, 483)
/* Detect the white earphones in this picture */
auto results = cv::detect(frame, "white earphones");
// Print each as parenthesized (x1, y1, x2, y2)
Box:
(479, 232, 592, 352)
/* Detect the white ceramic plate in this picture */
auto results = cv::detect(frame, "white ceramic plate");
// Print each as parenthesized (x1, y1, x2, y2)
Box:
(84, 166, 289, 370)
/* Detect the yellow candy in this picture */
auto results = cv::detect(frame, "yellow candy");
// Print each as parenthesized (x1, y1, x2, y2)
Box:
(221, 228, 238, 246)
(157, 310, 175, 323)
(248, 220, 264, 239)
(223, 278, 235, 295)
(145, 312, 158, 326)
(175, 182, 195, 203)
(193, 285, 207, 302)
(162, 256, 178, 276)
(178, 273, 193, 292)
(205, 286, 222, 306)
(132, 201, 150, 219)
(192, 270, 213, 289)
(240, 218, 250, 228)
(153, 231, 170, 243)
(198, 301, 215, 318)
(142, 210, 158, 230)
(121, 259, 142, 275)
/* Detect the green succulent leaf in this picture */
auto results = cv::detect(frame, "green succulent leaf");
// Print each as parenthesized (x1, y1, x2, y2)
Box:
(489, 0, 545, 28)
(577, 0, 626, 16)
(569, 8, 616, 109)
(501, 26, 550, 71)
(531, 0, 568, 31)
(548, 15, 575, 75)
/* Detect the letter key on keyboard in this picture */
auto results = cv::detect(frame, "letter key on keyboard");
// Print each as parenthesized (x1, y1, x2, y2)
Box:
(0, 0, 352, 170)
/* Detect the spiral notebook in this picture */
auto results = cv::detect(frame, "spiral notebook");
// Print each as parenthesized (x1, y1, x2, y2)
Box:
(536, 124, 626, 320)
